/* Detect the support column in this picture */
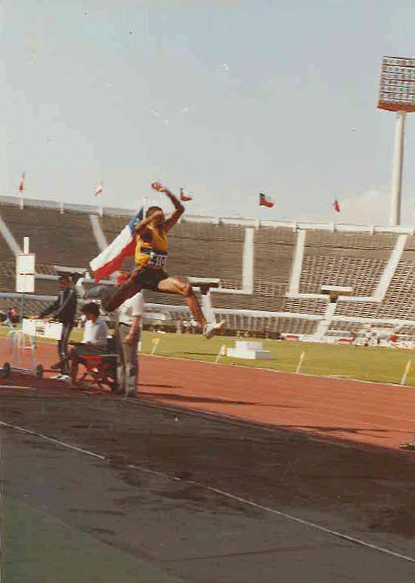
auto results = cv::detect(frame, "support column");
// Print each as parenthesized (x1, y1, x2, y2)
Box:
(242, 227, 254, 293)
(390, 111, 406, 226)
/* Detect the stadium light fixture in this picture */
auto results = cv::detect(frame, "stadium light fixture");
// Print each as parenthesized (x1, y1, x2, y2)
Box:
(378, 56, 415, 226)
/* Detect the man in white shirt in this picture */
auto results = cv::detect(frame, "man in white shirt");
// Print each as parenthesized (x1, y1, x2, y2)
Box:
(67, 302, 109, 386)
(115, 273, 144, 397)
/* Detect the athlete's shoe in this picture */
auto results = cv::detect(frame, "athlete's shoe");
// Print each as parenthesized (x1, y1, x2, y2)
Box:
(400, 441, 415, 450)
(83, 284, 117, 311)
(51, 374, 73, 386)
(83, 284, 109, 300)
(203, 319, 226, 340)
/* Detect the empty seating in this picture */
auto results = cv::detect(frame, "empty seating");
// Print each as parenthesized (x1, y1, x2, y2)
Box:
(0, 204, 99, 267)
(254, 227, 295, 297)
(5, 198, 415, 336)
(300, 231, 396, 295)
(168, 222, 244, 289)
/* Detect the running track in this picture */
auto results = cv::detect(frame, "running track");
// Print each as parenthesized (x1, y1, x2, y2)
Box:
(1, 337, 415, 450)
(3, 337, 415, 582)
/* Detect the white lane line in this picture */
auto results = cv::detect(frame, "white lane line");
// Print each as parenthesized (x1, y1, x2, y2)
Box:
(127, 464, 181, 481)
(187, 483, 415, 564)
(0, 422, 105, 460)
(1, 420, 415, 564)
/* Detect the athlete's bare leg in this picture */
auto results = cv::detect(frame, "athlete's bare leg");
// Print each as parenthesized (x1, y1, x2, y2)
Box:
(101, 278, 141, 311)
(85, 274, 142, 311)
(157, 275, 207, 329)
(85, 272, 225, 338)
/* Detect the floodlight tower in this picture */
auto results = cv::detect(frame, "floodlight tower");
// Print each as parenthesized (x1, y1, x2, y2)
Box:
(378, 56, 415, 226)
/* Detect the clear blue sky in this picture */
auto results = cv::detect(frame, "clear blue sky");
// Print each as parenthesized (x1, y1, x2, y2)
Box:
(2, 0, 415, 225)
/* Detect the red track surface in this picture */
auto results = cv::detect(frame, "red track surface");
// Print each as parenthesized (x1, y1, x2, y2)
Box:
(1, 337, 415, 451)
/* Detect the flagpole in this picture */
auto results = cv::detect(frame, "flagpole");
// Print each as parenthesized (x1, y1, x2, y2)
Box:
(99, 189, 103, 217)
(19, 172, 26, 209)
(95, 181, 103, 216)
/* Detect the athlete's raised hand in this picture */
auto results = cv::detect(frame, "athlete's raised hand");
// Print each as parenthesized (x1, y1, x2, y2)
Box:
(151, 182, 167, 193)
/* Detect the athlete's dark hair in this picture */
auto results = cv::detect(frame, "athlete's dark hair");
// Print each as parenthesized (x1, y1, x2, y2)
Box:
(81, 302, 100, 318)
(146, 206, 163, 218)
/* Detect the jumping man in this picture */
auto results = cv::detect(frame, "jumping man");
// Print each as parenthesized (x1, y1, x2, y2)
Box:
(87, 182, 225, 339)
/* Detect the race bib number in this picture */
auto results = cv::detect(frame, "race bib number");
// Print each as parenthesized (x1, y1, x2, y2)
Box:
(148, 252, 167, 268)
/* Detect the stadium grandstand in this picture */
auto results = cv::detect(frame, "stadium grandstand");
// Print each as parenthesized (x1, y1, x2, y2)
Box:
(1, 195, 415, 344)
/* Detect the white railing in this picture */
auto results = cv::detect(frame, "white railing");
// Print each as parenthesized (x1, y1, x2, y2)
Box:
(2, 194, 415, 234)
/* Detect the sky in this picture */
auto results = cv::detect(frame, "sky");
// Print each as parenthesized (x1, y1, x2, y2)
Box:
(2, 0, 415, 225)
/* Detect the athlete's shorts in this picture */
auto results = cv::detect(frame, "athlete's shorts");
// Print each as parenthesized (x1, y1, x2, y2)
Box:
(132, 267, 168, 292)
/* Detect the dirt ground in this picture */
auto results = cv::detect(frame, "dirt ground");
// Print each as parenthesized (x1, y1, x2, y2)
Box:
(2, 338, 415, 581)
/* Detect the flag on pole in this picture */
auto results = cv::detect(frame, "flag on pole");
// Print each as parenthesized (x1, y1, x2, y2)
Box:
(89, 208, 143, 282)
(19, 172, 26, 193)
(94, 181, 103, 196)
(259, 192, 274, 208)
(333, 199, 340, 213)
(180, 188, 192, 202)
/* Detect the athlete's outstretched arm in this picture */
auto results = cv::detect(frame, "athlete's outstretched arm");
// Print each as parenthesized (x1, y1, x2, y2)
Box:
(151, 182, 184, 231)
(134, 212, 162, 236)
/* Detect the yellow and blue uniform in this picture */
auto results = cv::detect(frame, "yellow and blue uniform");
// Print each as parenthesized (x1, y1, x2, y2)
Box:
(135, 225, 168, 269)
(132, 225, 169, 291)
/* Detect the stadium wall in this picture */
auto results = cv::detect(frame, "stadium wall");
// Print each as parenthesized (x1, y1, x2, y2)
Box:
(2, 195, 415, 338)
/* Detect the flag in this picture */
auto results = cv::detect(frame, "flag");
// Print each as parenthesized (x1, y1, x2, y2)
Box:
(259, 192, 274, 208)
(180, 188, 192, 202)
(89, 208, 143, 282)
(19, 173, 26, 193)
(333, 199, 340, 213)
(94, 181, 103, 196)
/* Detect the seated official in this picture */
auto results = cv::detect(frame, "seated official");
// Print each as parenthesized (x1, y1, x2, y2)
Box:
(67, 302, 109, 386)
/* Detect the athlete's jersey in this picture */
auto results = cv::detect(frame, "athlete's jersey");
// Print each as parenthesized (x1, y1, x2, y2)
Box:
(135, 224, 168, 269)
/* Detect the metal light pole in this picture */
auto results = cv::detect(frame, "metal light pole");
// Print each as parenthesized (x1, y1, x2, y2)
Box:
(378, 56, 415, 226)
(390, 110, 406, 225)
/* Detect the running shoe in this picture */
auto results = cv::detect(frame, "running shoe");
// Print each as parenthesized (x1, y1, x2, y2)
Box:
(51, 374, 73, 385)
(58, 374, 71, 382)
(203, 319, 226, 340)
(83, 284, 108, 300)
(400, 441, 415, 450)
(83, 285, 116, 310)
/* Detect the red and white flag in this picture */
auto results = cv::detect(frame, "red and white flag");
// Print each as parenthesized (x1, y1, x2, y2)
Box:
(333, 199, 340, 213)
(259, 192, 274, 208)
(19, 173, 26, 193)
(90, 208, 143, 282)
(180, 188, 192, 202)
(94, 181, 103, 196)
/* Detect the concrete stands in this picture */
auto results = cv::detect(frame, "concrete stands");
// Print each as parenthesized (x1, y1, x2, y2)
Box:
(300, 231, 396, 296)
(2, 196, 415, 339)
(0, 204, 99, 266)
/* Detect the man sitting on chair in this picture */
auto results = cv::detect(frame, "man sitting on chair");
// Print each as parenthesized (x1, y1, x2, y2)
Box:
(67, 303, 108, 386)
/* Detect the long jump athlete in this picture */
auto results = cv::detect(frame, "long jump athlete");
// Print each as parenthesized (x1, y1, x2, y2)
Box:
(87, 182, 225, 339)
